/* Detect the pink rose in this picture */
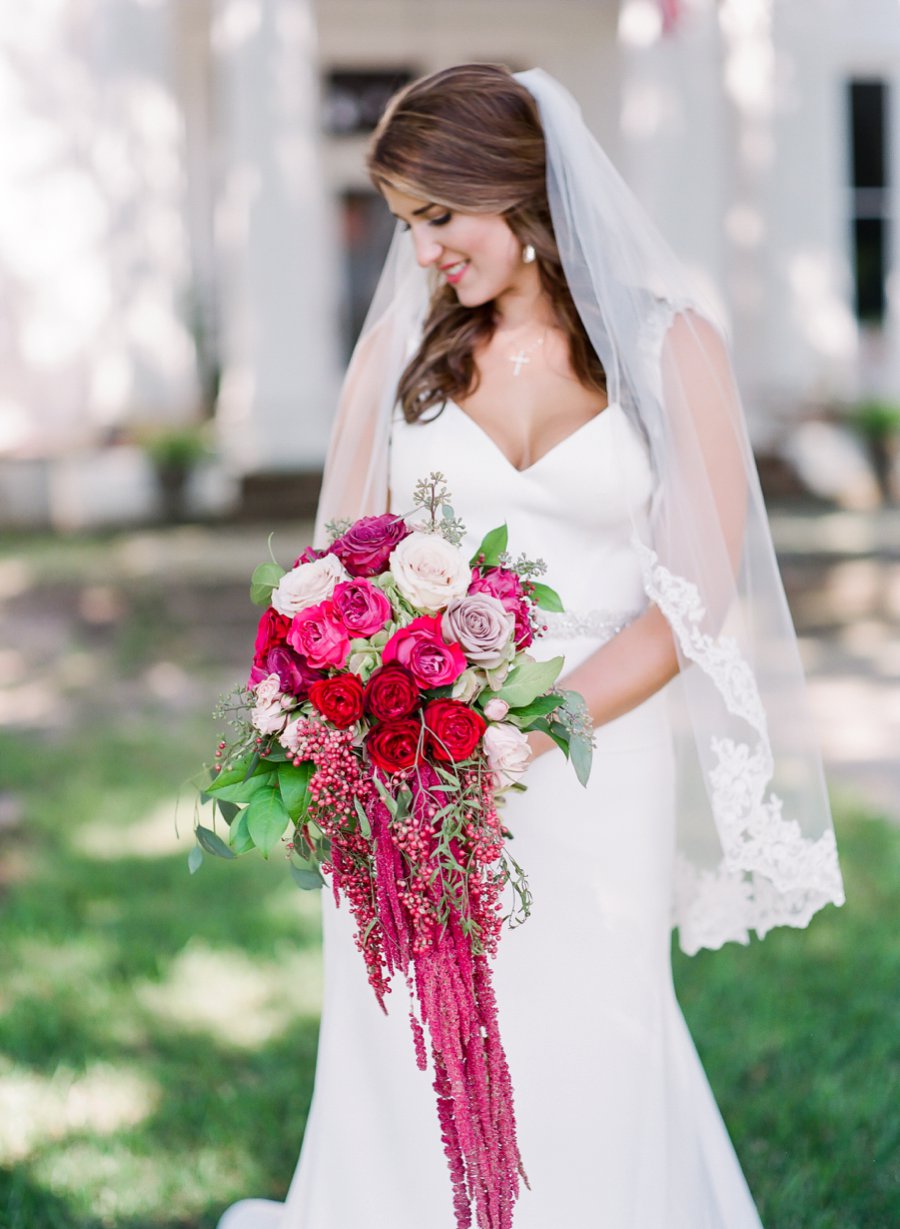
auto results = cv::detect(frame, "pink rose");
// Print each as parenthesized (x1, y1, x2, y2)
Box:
(382, 614, 467, 689)
(331, 579, 392, 637)
(287, 600, 350, 669)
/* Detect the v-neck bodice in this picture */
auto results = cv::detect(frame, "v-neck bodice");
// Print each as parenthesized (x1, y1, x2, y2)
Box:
(389, 399, 655, 617)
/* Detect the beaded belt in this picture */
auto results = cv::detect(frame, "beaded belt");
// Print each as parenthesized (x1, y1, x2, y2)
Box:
(539, 607, 642, 642)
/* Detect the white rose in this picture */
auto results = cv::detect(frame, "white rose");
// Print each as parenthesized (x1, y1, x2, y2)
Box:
(271, 553, 348, 617)
(389, 531, 471, 612)
(483, 722, 533, 788)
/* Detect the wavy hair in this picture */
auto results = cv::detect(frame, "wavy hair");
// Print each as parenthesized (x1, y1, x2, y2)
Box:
(366, 63, 607, 422)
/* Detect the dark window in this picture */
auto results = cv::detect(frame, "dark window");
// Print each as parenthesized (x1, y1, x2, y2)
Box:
(324, 69, 416, 136)
(848, 80, 890, 324)
(339, 190, 396, 357)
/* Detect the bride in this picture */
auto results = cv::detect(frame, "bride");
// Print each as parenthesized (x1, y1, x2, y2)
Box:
(219, 64, 844, 1228)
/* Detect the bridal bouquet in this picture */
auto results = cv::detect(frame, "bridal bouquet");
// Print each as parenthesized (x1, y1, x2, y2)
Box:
(191, 473, 592, 1229)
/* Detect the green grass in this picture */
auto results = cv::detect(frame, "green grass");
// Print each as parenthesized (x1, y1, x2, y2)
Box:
(0, 717, 897, 1228)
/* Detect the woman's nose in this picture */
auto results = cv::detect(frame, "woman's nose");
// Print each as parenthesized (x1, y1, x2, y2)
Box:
(411, 229, 442, 268)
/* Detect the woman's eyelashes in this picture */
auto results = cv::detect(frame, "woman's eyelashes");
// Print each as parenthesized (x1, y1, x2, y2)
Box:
(398, 212, 452, 232)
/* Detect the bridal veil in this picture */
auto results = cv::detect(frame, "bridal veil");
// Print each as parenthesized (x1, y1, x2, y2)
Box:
(312, 67, 844, 954)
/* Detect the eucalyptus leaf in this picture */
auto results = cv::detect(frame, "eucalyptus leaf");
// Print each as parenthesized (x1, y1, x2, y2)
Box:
(532, 716, 570, 757)
(469, 522, 508, 568)
(529, 581, 565, 612)
(498, 656, 564, 708)
(290, 864, 325, 890)
(188, 844, 204, 874)
(570, 734, 593, 786)
(245, 785, 290, 857)
(195, 824, 237, 860)
(278, 760, 313, 820)
(250, 561, 286, 607)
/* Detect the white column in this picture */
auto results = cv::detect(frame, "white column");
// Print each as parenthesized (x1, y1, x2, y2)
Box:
(617, 0, 727, 317)
(212, 0, 341, 473)
(0, 0, 199, 457)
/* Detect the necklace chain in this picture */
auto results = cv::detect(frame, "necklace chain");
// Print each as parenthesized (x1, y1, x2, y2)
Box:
(507, 330, 546, 377)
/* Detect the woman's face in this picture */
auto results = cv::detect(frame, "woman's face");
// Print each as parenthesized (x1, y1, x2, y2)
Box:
(380, 183, 528, 308)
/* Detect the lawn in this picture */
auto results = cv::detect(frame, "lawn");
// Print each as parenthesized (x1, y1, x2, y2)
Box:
(0, 525, 896, 1227)
(0, 716, 896, 1229)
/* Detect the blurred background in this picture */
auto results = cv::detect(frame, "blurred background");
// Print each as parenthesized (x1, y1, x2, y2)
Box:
(1, 2, 898, 1227)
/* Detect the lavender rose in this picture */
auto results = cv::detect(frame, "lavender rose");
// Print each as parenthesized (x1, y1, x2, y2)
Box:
(442, 593, 516, 669)
(329, 514, 411, 577)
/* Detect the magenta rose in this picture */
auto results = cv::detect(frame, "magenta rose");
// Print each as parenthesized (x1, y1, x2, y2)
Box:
(469, 566, 533, 649)
(331, 579, 392, 637)
(329, 514, 411, 578)
(261, 645, 324, 698)
(293, 544, 324, 567)
(287, 600, 350, 669)
(382, 614, 467, 689)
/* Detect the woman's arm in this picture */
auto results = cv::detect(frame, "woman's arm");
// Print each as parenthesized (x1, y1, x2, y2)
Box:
(527, 605, 679, 758)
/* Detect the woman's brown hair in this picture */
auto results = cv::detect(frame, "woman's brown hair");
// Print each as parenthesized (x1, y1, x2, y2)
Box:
(366, 63, 607, 422)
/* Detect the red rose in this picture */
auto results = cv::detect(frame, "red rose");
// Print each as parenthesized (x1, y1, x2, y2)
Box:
(364, 663, 421, 721)
(382, 614, 467, 688)
(253, 608, 291, 671)
(424, 698, 487, 763)
(366, 718, 424, 773)
(308, 673, 366, 729)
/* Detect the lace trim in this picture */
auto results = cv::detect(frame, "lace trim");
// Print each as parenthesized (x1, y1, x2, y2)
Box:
(634, 537, 844, 951)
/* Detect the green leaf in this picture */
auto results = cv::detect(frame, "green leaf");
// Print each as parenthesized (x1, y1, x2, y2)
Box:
(469, 522, 508, 568)
(216, 798, 240, 825)
(504, 694, 564, 727)
(205, 771, 270, 805)
(529, 581, 564, 612)
(532, 716, 570, 757)
(354, 796, 372, 839)
(498, 656, 564, 708)
(245, 785, 290, 857)
(227, 808, 256, 854)
(188, 845, 204, 874)
(250, 561, 286, 607)
(278, 760, 313, 820)
(290, 863, 325, 890)
(441, 503, 456, 520)
(195, 824, 237, 860)
(570, 733, 593, 786)
(206, 754, 271, 793)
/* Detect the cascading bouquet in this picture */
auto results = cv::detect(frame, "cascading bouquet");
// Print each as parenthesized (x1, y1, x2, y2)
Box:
(191, 472, 592, 1229)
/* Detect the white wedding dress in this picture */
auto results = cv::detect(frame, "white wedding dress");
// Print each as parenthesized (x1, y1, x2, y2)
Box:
(219, 400, 764, 1229)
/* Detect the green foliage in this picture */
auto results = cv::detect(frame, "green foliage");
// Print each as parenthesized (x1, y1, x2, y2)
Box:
(528, 581, 564, 612)
(250, 561, 286, 607)
(497, 656, 564, 707)
(245, 783, 291, 857)
(849, 399, 900, 440)
(469, 523, 509, 568)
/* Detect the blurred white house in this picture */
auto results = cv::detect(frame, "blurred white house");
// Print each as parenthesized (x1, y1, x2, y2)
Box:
(0, 0, 898, 526)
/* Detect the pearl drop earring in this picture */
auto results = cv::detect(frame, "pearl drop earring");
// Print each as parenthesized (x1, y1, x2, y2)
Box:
(522, 243, 536, 264)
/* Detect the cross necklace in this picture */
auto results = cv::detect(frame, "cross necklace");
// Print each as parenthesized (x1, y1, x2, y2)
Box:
(507, 330, 546, 377)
